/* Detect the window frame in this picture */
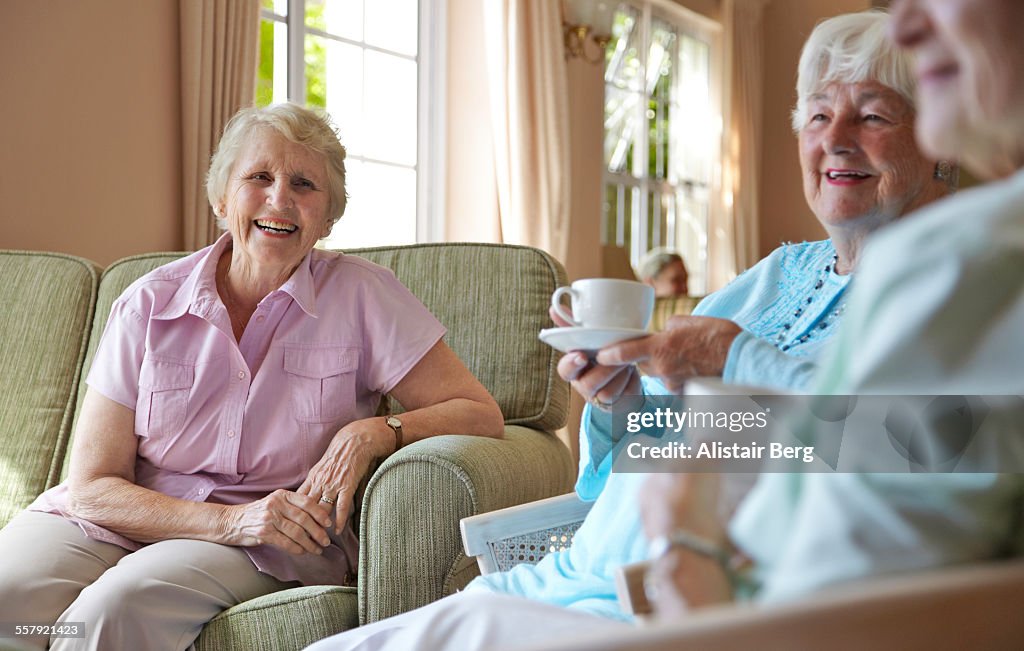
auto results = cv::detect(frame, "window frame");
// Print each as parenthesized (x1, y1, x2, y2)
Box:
(258, 0, 446, 245)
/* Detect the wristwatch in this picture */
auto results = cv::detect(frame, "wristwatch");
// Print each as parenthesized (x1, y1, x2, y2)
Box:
(647, 530, 751, 593)
(647, 530, 731, 568)
(385, 416, 404, 452)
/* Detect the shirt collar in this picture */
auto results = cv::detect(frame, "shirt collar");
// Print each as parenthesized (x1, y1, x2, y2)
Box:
(276, 248, 318, 318)
(152, 233, 319, 321)
(153, 234, 232, 321)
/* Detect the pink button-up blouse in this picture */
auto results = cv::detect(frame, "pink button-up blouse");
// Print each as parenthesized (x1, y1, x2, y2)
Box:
(31, 234, 446, 586)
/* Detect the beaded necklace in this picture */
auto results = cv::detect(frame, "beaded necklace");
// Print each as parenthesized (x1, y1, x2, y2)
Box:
(774, 254, 848, 352)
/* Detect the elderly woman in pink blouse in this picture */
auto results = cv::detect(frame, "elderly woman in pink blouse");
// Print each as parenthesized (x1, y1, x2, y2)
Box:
(0, 103, 503, 650)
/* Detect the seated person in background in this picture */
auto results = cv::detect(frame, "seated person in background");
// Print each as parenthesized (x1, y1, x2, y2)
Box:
(637, 248, 699, 332)
(303, 11, 954, 651)
(643, 0, 1024, 617)
(0, 103, 503, 651)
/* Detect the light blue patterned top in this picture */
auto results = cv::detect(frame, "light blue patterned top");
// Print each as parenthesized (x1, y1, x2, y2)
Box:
(466, 240, 851, 620)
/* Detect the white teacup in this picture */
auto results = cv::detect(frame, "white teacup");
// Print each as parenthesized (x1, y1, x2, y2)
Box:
(551, 278, 655, 330)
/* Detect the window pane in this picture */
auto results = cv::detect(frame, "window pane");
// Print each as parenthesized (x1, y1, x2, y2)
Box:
(312, 0, 364, 42)
(262, 0, 287, 15)
(605, 86, 641, 174)
(675, 186, 709, 295)
(257, 19, 289, 106)
(672, 35, 713, 184)
(321, 40, 365, 156)
(305, 34, 328, 109)
(605, 7, 642, 92)
(602, 184, 616, 245)
(257, 18, 276, 107)
(324, 161, 417, 248)
(646, 189, 674, 249)
(647, 21, 675, 95)
(365, 0, 418, 56)
(363, 51, 417, 165)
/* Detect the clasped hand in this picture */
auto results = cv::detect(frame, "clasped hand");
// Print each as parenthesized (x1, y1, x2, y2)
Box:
(227, 419, 394, 555)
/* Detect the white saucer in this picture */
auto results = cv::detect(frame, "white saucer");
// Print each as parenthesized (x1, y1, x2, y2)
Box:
(539, 326, 650, 353)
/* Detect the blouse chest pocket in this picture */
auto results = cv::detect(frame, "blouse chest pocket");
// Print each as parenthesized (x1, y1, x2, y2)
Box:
(137, 358, 194, 439)
(284, 346, 360, 423)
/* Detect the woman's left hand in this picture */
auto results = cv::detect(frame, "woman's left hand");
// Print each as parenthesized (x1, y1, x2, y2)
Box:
(640, 473, 733, 614)
(297, 419, 395, 534)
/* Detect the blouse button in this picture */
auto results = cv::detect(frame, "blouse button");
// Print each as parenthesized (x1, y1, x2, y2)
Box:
(237, 370, 245, 380)
(227, 430, 235, 438)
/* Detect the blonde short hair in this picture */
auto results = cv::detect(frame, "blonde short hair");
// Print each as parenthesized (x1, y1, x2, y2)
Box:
(206, 103, 348, 233)
(791, 10, 916, 132)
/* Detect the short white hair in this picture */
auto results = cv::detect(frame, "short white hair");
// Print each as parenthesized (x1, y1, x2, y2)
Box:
(637, 248, 685, 282)
(207, 103, 348, 234)
(792, 10, 916, 132)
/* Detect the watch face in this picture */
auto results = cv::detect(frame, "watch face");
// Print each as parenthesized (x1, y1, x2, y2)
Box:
(386, 416, 401, 429)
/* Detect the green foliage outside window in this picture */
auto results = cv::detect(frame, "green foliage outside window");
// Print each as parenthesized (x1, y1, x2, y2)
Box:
(256, 2, 328, 108)
(257, 19, 275, 107)
(304, 1, 327, 108)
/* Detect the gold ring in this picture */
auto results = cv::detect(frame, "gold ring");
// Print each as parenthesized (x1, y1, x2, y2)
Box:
(589, 396, 615, 410)
(319, 495, 336, 505)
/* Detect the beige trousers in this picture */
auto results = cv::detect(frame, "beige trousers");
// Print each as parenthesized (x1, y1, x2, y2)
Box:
(0, 511, 294, 651)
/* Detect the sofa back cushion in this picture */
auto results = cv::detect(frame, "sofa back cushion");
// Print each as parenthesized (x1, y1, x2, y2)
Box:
(67, 243, 569, 475)
(0, 251, 99, 526)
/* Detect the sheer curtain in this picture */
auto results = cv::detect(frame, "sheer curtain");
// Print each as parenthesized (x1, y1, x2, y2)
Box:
(482, 0, 571, 264)
(720, 0, 769, 276)
(179, 0, 260, 251)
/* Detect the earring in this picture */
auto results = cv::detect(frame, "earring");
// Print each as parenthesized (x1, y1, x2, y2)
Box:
(934, 160, 954, 182)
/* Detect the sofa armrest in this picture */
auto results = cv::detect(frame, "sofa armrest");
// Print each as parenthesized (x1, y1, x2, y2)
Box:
(357, 425, 575, 624)
(461, 492, 593, 575)
(518, 559, 1024, 651)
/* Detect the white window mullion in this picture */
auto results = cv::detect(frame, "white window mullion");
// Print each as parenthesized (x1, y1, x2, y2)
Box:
(418, 0, 446, 242)
(632, 2, 651, 269)
(287, 0, 306, 103)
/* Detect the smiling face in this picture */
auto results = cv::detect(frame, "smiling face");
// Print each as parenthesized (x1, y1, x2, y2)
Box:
(218, 128, 331, 274)
(890, 0, 1024, 178)
(798, 81, 941, 230)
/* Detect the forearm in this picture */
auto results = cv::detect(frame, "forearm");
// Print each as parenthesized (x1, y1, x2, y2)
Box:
(67, 475, 232, 544)
(391, 395, 504, 444)
(724, 331, 818, 391)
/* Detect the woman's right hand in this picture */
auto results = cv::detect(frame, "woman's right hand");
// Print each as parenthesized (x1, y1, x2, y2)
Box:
(223, 489, 332, 555)
(551, 307, 643, 410)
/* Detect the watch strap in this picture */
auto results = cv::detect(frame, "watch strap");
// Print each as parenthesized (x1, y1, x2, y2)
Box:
(385, 416, 403, 452)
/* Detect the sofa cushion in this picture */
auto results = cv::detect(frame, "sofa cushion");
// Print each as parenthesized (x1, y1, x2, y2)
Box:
(195, 585, 358, 651)
(0, 251, 99, 526)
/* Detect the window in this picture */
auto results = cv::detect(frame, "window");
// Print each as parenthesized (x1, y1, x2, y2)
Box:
(603, 1, 722, 294)
(258, 0, 443, 248)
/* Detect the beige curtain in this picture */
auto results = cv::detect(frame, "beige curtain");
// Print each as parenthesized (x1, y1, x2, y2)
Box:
(720, 0, 768, 277)
(482, 0, 571, 264)
(180, 0, 260, 251)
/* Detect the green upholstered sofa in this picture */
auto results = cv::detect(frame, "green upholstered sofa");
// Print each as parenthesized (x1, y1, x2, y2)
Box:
(0, 243, 575, 650)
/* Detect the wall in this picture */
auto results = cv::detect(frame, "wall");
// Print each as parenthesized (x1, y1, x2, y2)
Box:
(757, 0, 870, 257)
(0, 0, 181, 266)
